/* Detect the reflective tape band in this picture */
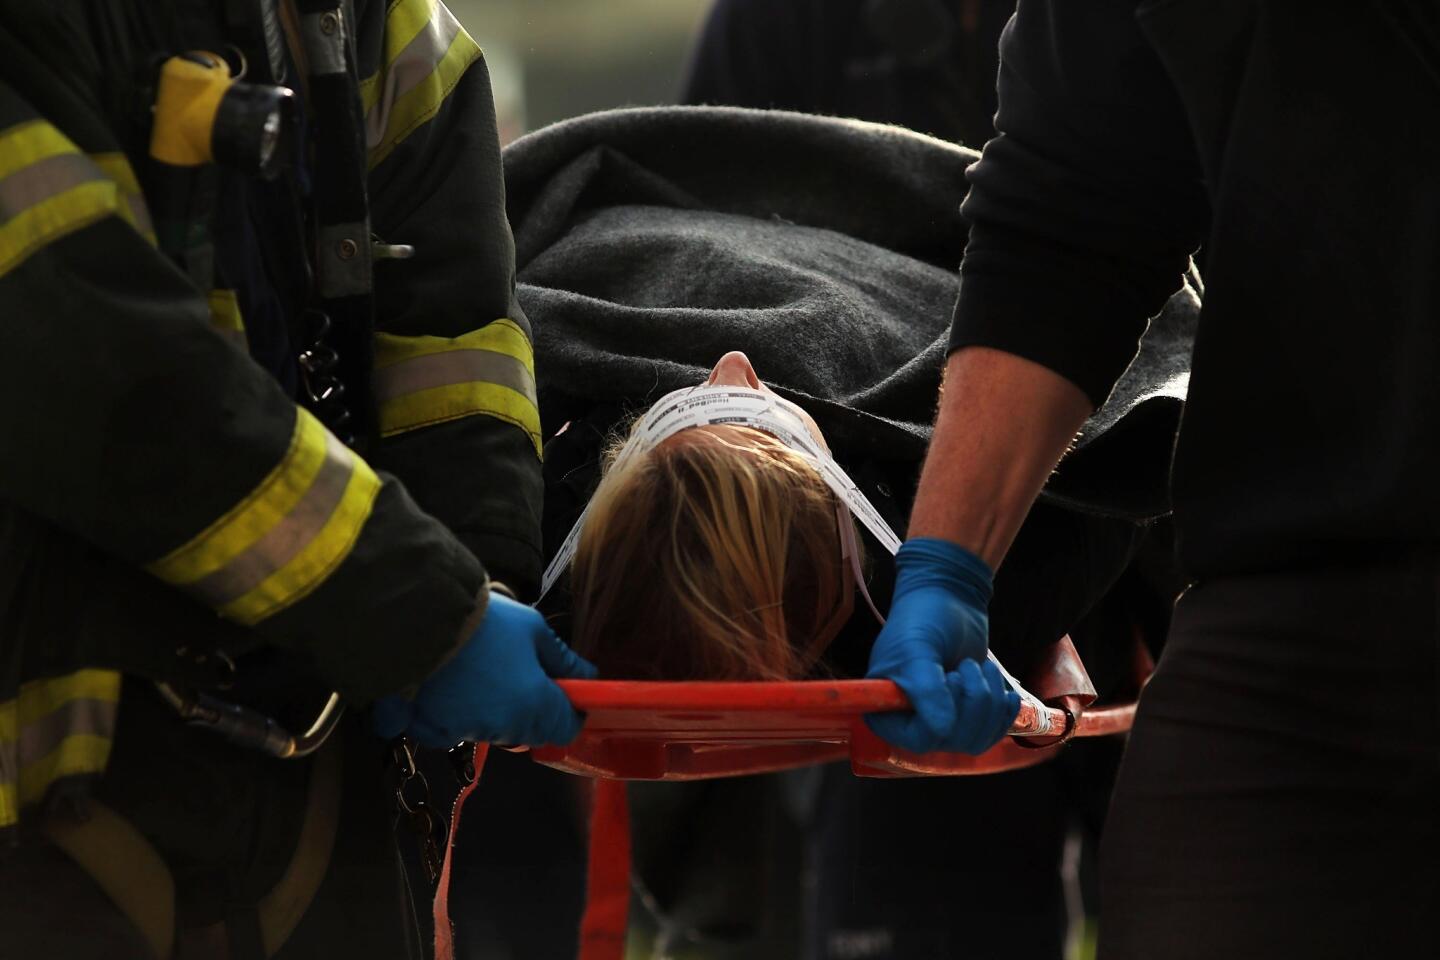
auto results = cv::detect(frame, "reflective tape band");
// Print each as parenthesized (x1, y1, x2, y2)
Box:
(374, 319, 541, 454)
(90, 153, 156, 245)
(0, 118, 71, 179)
(220, 444, 381, 624)
(375, 347, 533, 405)
(147, 409, 382, 625)
(207, 289, 249, 350)
(379, 382, 542, 453)
(0, 120, 123, 279)
(187, 429, 356, 608)
(0, 669, 121, 827)
(358, 0, 439, 113)
(360, 0, 481, 168)
(1, 153, 106, 220)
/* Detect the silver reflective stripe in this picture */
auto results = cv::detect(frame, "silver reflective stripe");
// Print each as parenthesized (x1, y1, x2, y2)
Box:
(0, 153, 105, 222)
(300, 9, 349, 76)
(364, 3, 463, 149)
(186, 431, 356, 607)
(15, 698, 118, 767)
(375, 348, 537, 406)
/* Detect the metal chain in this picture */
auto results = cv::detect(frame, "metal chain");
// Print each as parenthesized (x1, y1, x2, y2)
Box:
(297, 307, 354, 447)
(391, 736, 446, 886)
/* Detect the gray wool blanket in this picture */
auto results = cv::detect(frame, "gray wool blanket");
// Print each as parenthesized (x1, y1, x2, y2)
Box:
(504, 105, 1198, 521)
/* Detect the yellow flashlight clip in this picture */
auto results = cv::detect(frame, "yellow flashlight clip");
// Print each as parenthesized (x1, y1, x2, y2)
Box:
(149, 52, 233, 167)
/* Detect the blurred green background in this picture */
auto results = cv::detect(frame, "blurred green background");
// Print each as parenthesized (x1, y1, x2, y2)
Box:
(449, 0, 714, 144)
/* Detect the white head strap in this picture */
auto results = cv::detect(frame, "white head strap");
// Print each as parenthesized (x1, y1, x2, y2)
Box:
(539, 386, 899, 620)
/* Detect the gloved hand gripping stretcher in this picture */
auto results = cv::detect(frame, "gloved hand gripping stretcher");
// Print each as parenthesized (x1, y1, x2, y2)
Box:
(432, 384, 1155, 960)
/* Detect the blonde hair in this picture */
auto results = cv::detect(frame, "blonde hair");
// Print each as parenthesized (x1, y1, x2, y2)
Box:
(570, 424, 855, 680)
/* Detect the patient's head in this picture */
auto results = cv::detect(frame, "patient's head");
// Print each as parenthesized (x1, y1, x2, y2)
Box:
(570, 353, 855, 680)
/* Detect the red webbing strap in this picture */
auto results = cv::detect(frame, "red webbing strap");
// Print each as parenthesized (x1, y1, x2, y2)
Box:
(434, 743, 490, 960)
(578, 778, 631, 960)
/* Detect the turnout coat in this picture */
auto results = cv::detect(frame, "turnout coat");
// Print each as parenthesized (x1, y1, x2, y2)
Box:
(0, 0, 538, 842)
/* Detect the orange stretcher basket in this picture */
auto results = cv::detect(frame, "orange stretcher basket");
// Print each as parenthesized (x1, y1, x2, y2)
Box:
(434, 635, 1152, 960)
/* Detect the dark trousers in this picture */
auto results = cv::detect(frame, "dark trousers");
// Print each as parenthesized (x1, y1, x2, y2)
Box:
(805, 738, 1122, 960)
(1099, 556, 1440, 958)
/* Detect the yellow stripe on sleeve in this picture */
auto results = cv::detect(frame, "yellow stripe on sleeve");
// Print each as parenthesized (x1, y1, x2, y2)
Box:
(0, 668, 122, 828)
(207, 288, 249, 350)
(89, 152, 157, 246)
(219, 453, 382, 624)
(147, 410, 381, 624)
(373, 319, 541, 454)
(361, 0, 482, 168)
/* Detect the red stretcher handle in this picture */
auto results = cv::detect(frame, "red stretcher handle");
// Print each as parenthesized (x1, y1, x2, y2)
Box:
(530, 678, 1139, 782)
(554, 677, 1070, 735)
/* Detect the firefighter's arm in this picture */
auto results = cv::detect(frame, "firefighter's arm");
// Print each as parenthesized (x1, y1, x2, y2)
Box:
(354, 0, 544, 596)
(0, 90, 480, 703)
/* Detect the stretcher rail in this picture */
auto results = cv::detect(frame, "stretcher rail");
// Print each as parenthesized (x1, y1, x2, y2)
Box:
(531, 678, 1140, 781)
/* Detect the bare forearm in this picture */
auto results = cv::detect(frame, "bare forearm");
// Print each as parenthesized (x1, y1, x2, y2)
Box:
(908, 347, 1092, 569)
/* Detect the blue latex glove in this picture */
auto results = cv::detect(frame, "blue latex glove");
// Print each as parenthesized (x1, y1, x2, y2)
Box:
(865, 538, 1020, 754)
(372, 593, 597, 748)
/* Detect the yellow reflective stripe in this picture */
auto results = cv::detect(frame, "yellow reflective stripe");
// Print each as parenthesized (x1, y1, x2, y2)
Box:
(90, 152, 156, 245)
(361, 0, 439, 111)
(375, 317, 531, 366)
(148, 411, 330, 583)
(0, 121, 124, 279)
(374, 319, 541, 453)
(0, 669, 121, 828)
(379, 383, 541, 453)
(220, 451, 380, 624)
(208, 289, 244, 331)
(0, 668, 121, 741)
(0, 180, 116, 278)
(147, 409, 381, 624)
(0, 119, 71, 179)
(208, 288, 249, 350)
(363, 0, 481, 168)
(88, 153, 140, 194)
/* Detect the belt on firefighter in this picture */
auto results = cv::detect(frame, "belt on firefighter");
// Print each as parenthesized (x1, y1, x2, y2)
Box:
(42, 735, 342, 960)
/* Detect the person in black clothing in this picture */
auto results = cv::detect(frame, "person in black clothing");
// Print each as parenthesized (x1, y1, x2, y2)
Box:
(883, 2, 1440, 957)
(682, 0, 1015, 149)
(678, 7, 1167, 957)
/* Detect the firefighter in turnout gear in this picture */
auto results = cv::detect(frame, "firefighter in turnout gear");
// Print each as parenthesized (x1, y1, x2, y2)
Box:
(0, 2, 592, 957)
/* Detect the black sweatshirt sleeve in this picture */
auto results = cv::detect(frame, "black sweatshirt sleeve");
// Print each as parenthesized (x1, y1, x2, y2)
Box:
(949, 0, 1209, 408)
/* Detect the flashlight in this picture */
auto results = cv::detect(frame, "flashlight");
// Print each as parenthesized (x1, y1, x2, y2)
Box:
(150, 51, 294, 178)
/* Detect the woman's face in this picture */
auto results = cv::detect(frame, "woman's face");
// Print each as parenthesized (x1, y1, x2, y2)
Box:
(705, 351, 830, 453)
